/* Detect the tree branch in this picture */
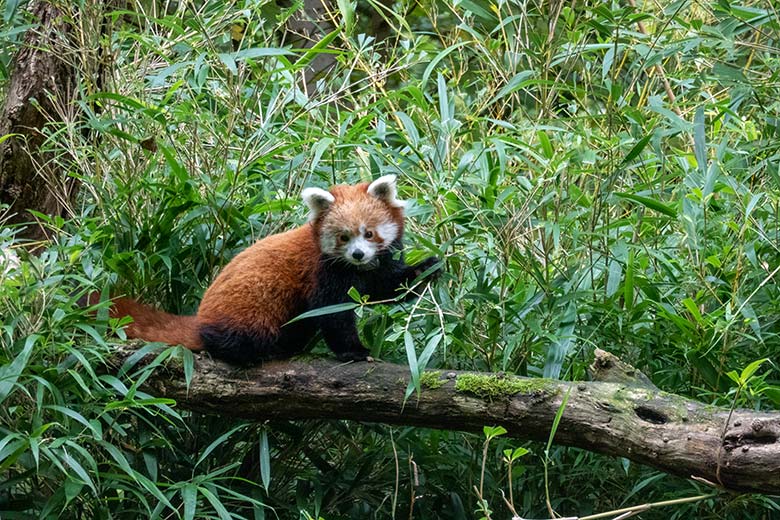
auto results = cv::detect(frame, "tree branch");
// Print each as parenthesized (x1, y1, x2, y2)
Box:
(113, 346, 780, 495)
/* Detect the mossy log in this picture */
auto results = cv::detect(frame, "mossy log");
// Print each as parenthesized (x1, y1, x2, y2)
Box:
(113, 346, 780, 495)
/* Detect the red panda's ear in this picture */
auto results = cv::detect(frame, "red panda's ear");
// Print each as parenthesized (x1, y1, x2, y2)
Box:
(302, 187, 335, 221)
(368, 174, 405, 209)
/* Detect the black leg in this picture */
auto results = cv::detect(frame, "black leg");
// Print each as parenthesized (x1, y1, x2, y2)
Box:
(310, 252, 441, 362)
(367, 255, 442, 301)
(317, 311, 371, 361)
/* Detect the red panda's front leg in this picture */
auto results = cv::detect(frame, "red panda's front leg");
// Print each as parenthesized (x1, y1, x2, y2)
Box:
(368, 255, 442, 302)
(317, 311, 372, 361)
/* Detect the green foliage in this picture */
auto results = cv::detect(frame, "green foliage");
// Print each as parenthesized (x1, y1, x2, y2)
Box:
(2, 0, 780, 518)
(0, 235, 269, 517)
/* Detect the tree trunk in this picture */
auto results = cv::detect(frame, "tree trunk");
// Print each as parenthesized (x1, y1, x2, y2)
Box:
(0, 1, 78, 243)
(113, 346, 780, 495)
(283, 0, 338, 96)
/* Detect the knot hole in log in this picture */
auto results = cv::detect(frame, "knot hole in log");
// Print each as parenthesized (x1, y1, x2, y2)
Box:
(635, 405, 668, 425)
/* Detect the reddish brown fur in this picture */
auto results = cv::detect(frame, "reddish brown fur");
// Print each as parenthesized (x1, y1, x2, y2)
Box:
(103, 181, 405, 351)
(87, 293, 202, 349)
(114, 297, 202, 348)
(196, 225, 319, 335)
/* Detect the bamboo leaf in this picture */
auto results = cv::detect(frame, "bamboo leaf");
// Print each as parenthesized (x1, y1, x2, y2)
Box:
(615, 193, 677, 217)
(0, 334, 39, 405)
(259, 430, 271, 493)
(285, 302, 360, 324)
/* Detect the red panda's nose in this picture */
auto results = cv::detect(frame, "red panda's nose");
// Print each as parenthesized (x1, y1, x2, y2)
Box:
(352, 250, 365, 260)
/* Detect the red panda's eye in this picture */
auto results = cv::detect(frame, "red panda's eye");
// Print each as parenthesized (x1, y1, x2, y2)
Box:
(364, 230, 373, 239)
(340, 233, 350, 242)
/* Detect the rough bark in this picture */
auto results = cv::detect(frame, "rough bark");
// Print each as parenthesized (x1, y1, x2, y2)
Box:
(112, 346, 780, 495)
(0, 1, 82, 242)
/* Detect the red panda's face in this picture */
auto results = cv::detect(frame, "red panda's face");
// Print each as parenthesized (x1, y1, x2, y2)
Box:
(302, 175, 406, 268)
(319, 206, 399, 267)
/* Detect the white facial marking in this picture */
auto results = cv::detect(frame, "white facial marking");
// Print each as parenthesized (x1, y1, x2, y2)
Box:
(367, 174, 405, 208)
(375, 222, 399, 246)
(345, 236, 377, 265)
(301, 187, 335, 221)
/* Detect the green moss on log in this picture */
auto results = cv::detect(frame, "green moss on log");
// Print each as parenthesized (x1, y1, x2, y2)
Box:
(420, 370, 445, 389)
(455, 373, 555, 399)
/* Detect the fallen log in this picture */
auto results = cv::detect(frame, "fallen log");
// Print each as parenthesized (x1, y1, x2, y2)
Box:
(113, 346, 780, 495)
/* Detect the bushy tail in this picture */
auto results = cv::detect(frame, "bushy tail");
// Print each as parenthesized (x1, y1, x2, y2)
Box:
(88, 295, 203, 351)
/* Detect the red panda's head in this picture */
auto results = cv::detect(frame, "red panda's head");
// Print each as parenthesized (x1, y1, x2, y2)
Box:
(302, 175, 406, 268)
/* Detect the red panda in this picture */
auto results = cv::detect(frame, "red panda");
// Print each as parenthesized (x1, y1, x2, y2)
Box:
(105, 175, 440, 364)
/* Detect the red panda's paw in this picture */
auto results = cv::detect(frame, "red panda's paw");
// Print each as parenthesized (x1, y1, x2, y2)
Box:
(413, 256, 443, 282)
(335, 349, 373, 362)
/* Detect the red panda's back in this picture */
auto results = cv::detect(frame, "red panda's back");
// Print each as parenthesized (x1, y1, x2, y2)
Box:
(196, 224, 320, 334)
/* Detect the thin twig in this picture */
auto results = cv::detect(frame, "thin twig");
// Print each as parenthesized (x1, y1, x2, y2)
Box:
(579, 493, 715, 520)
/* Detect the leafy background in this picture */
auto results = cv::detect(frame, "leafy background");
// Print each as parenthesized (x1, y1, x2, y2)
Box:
(1, 0, 779, 518)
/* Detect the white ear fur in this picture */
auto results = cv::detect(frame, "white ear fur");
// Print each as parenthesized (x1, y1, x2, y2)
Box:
(367, 174, 405, 208)
(301, 187, 335, 220)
